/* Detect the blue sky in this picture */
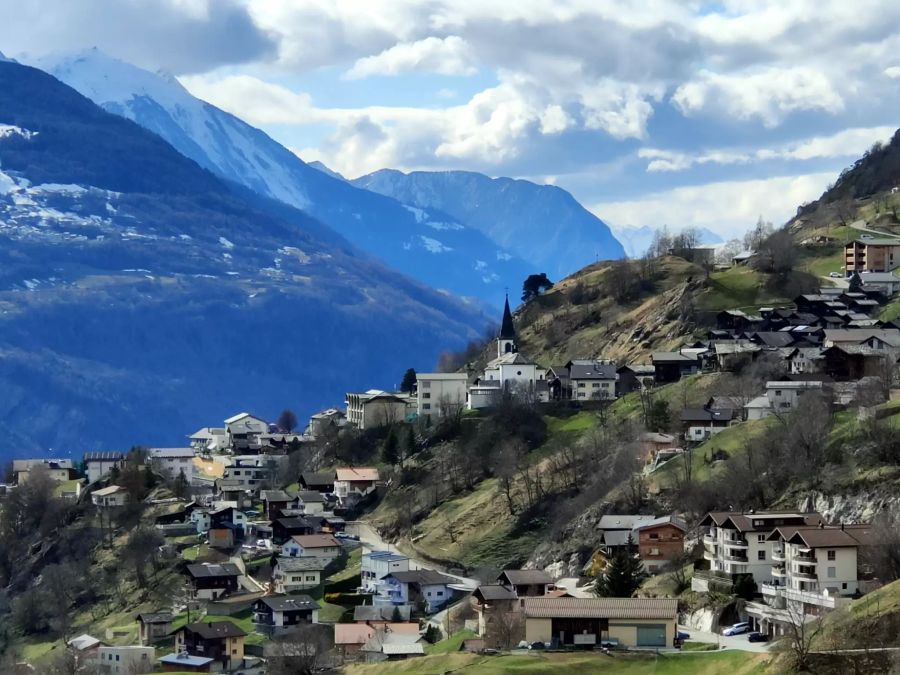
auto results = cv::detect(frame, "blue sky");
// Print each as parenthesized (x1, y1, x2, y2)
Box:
(3, 0, 900, 240)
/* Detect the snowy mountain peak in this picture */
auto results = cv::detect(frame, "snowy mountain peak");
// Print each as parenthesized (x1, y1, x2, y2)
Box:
(0, 51, 14, 63)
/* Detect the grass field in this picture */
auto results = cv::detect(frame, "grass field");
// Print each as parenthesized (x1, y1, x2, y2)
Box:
(344, 649, 771, 675)
(699, 266, 788, 312)
(425, 628, 477, 654)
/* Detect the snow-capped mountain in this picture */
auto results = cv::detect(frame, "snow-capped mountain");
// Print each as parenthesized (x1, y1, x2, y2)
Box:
(352, 169, 625, 281)
(611, 225, 724, 258)
(31, 49, 530, 307)
(0, 60, 486, 457)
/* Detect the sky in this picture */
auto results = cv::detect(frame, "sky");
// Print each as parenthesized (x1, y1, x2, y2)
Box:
(2, 0, 900, 239)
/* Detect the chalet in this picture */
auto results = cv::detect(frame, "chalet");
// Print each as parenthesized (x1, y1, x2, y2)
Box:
(598, 514, 655, 552)
(252, 595, 319, 633)
(208, 505, 246, 546)
(497, 569, 553, 597)
(67, 633, 105, 664)
(380, 570, 458, 613)
(822, 328, 900, 349)
(362, 551, 411, 593)
(273, 556, 325, 594)
(334, 467, 380, 503)
(136, 613, 172, 646)
(522, 597, 678, 648)
(174, 621, 246, 672)
(680, 407, 738, 442)
(632, 516, 686, 574)
(651, 352, 699, 383)
(224, 412, 268, 452)
(260, 489, 296, 518)
(360, 628, 425, 662)
(639, 432, 677, 464)
(822, 344, 895, 381)
(858, 271, 900, 295)
(471, 584, 519, 638)
(295, 490, 326, 515)
(615, 364, 654, 397)
(188, 427, 227, 453)
(300, 472, 334, 493)
(713, 341, 761, 371)
(322, 515, 346, 533)
(786, 346, 823, 374)
(716, 309, 758, 332)
(335, 623, 420, 661)
(281, 534, 342, 563)
(567, 360, 617, 401)
(212, 479, 249, 507)
(185, 563, 242, 600)
(272, 517, 313, 545)
(92, 485, 128, 508)
(84, 451, 124, 484)
(748, 331, 795, 349)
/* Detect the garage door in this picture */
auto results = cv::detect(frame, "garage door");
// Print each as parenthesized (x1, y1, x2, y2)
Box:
(636, 624, 667, 647)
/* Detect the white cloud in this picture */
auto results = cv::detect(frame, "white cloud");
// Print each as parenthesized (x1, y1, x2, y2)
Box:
(672, 67, 844, 127)
(592, 172, 835, 239)
(639, 126, 896, 172)
(886, 66, 900, 78)
(344, 35, 477, 79)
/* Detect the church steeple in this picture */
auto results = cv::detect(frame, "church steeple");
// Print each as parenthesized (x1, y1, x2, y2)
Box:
(497, 295, 517, 357)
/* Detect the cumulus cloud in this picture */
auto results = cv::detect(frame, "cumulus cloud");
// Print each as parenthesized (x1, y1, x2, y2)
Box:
(344, 36, 477, 79)
(886, 66, 900, 78)
(0, 0, 274, 73)
(672, 67, 845, 127)
(593, 172, 836, 239)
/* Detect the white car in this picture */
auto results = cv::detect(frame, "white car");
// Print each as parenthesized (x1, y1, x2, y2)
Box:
(722, 622, 751, 636)
(829, 272, 843, 278)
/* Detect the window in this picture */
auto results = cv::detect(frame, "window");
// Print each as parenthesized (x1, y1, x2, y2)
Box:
(422, 393, 431, 399)
(422, 381, 431, 389)
(827, 566, 836, 578)
(827, 550, 836, 561)
(650, 547, 660, 556)
(437, 590, 444, 596)
(842, 582, 847, 590)
(577, 382, 585, 388)
(592, 383, 600, 388)
(649, 533, 659, 539)
(422, 404, 431, 410)
(775, 390, 782, 396)
(757, 534, 766, 543)
(757, 550, 766, 561)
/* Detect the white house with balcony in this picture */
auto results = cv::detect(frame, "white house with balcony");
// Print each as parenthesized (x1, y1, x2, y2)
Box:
(361, 551, 411, 593)
(693, 511, 823, 591)
(760, 524, 872, 612)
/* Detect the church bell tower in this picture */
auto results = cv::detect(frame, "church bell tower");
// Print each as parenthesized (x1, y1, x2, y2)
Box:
(497, 295, 518, 358)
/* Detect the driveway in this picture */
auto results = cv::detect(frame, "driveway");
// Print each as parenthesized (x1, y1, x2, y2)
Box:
(678, 625, 776, 653)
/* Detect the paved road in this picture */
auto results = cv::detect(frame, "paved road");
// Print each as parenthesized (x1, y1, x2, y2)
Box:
(678, 625, 775, 653)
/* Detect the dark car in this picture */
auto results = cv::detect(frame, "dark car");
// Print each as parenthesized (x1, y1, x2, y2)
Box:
(529, 641, 546, 650)
(676, 630, 691, 640)
(747, 632, 769, 643)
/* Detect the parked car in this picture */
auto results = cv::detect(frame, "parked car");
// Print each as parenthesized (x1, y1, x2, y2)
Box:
(482, 648, 500, 656)
(722, 622, 751, 636)
(528, 641, 546, 650)
(829, 271, 843, 278)
(676, 630, 690, 640)
(748, 632, 769, 643)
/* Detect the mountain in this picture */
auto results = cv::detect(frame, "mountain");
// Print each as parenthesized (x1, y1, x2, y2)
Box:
(351, 169, 625, 281)
(0, 60, 488, 459)
(610, 225, 724, 258)
(32, 49, 531, 307)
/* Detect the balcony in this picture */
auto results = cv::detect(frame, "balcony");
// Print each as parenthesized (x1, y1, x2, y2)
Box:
(771, 547, 785, 562)
(794, 569, 818, 581)
(703, 533, 717, 545)
(723, 552, 749, 563)
(703, 549, 717, 561)
(723, 538, 748, 550)
(795, 552, 816, 563)
(772, 566, 786, 578)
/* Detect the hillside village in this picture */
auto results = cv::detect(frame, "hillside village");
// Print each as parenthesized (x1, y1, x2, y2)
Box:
(2, 135, 900, 674)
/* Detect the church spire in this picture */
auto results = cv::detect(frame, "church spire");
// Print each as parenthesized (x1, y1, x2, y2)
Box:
(499, 294, 516, 340)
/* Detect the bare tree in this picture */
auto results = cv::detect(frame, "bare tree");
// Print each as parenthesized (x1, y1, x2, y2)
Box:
(485, 610, 525, 650)
(265, 623, 334, 675)
(784, 602, 824, 672)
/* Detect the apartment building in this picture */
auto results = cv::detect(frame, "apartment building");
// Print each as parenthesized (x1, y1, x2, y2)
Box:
(694, 511, 823, 591)
(415, 373, 468, 420)
(844, 238, 900, 274)
(760, 524, 872, 614)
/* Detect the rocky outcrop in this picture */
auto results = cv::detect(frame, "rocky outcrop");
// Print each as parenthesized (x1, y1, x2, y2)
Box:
(797, 486, 900, 523)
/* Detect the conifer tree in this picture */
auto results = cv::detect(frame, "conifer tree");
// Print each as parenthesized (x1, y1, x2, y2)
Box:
(381, 428, 399, 466)
(594, 534, 647, 597)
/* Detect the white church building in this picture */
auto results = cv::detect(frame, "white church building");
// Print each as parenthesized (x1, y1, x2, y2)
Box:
(469, 297, 547, 409)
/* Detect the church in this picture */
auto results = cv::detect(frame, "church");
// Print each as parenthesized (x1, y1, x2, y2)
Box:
(468, 297, 548, 409)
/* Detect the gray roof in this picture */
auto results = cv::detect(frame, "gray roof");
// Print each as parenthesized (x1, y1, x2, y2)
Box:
(852, 238, 900, 246)
(499, 569, 553, 586)
(619, 364, 655, 375)
(296, 490, 325, 503)
(354, 605, 412, 622)
(859, 272, 900, 282)
(568, 362, 617, 380)
(598, 514, 656, 531)
(523, 597, 677, 620)
(680, 408, 736, 422)
(186, 563, 241, 579)
(651, 352, 697, 363)
(258, 595, 318, 612)
(261, 489, 294, 503)
(84, 451, 124, 462)
(633, 515, 686, 532)
(301, 472, 334, 486)
(148, 447, 195, 458)
(602, 530, 636, 547)
(184, 620, 246, 639)
(275, 557, 325, 572)
(386, 570, 457, 586)
(474, 584, 518, 601)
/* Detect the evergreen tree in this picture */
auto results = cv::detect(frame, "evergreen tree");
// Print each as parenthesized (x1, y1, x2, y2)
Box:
(402, 427, 417, 463)
(849, 271, 863, 293)
(522, 273, 554, 302)
(381, 428, 399, 466)
(277, 409, 298, 432)
(391, 605, 403, 622)
(172, 469, 190, 500)
(594, 534, 647, 597)
(646, 400, 671, 432)
(400, 368, 417, 393)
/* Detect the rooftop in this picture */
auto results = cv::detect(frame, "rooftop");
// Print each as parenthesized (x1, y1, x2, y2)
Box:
(183, 620, 247, 639)
(499, 569, 553, 586)
(335, 467, 379, 482)
(289, 534, 341, 548)
(185, 563, 242, 579)
(257, 594, 319, 612)
(523, 597, 678, 620)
